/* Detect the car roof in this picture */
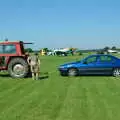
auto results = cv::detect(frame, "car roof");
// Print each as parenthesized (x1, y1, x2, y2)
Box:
(89, 54, 119, 59)
(90, 54, 112, 57)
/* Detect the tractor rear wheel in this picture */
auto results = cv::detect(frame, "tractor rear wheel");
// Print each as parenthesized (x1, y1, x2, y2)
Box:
(8, 57, 29, 78)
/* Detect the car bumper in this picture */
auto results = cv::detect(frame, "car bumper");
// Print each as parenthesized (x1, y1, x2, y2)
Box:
(58, 68, 68, 76)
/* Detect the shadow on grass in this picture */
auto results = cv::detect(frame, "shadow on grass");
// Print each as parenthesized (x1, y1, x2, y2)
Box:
(0, 72, 49, 80)
(79, 74, 112, 77)
(0, 74, 10, 78)
(61, 74, 113, 77)
(28, 72, 49, 80)
(39, 72, 49, 80)
(39, 75, 49, 80)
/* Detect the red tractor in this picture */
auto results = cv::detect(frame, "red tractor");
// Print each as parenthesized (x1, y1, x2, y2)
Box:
(0, 41, 32, 78)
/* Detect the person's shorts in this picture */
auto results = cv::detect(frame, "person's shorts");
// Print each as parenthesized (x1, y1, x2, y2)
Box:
(31, 65, 39, 73)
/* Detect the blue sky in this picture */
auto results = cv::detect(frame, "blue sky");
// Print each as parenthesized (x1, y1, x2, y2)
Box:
(0, 0, 120, 50)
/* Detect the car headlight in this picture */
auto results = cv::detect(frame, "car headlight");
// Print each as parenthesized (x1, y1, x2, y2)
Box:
(59, 66, 65, 69)
(59, 64, 73, 69)
(67, 64, 73, 67)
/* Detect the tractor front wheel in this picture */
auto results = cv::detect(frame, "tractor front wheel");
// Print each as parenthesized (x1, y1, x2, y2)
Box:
(8, 58, 29, 78)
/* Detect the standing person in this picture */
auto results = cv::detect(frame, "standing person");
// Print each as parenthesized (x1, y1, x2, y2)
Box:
(27, 52, 40, 80)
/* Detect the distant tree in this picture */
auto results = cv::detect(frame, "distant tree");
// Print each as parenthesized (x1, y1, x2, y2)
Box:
(97, 50, 105, 54)
(48, 49, 52, 52)
(117, 48, 120, 51)
(78, 52, 83, 55)
(25, 48, 33, 53)
(112, 46, 117, 50)
(43, 48, 49, 52)
(69, 48, 74, 56)
(103, 46, 110, 51)
(39, 49, 42, 53)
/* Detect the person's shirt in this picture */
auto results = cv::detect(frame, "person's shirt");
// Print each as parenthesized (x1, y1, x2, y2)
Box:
(28, 55, 40, 66)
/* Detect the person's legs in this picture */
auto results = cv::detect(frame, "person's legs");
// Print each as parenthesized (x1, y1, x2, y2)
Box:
(35, 65, 40, 80)
(32, 73, 35, 80)
(30, 64, 40, 80)
(31, 66, 35, 80)
(36, 72, 39, 80)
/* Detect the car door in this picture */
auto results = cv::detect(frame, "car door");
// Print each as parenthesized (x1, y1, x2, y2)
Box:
(95, 55, 115, 75)
(78, 56, 99, 75)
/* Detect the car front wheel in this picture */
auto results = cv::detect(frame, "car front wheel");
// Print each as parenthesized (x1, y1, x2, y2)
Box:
(113, 68, 120, 77)
(68, 68, 78, 76)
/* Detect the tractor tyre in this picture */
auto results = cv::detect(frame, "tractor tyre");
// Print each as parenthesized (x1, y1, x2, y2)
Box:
(8, 57, 29, 78)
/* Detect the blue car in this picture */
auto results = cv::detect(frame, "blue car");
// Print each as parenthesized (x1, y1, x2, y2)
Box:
(58, 54, 120, 77)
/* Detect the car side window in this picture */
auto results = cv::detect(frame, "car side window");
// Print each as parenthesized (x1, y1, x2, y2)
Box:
(85, 56, 97, 64)
(99, 56, 112, 62)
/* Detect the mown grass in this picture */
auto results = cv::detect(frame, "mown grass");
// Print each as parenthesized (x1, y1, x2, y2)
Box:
(0, 54, 120, 120)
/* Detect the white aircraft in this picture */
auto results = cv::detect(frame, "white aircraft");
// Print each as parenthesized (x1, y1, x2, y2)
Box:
(47, 48, 70, 56)
(53, 48, 70, 52)
(107, 49, 120, 53)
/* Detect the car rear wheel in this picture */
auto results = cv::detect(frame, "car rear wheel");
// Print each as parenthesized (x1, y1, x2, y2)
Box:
(113, 68, 120, 77)
(68, 68, 78, 76)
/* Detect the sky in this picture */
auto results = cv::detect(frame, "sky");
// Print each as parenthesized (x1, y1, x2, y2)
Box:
(0, 0, 120, 50)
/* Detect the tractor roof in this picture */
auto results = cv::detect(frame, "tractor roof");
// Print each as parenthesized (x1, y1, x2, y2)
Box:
(0, 41, 33, 45)
(0, 41, 23, 44)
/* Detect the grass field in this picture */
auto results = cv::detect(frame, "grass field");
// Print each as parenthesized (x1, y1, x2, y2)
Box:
(0, 54, 120, 120)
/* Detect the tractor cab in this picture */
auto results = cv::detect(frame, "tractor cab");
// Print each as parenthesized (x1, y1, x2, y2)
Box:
(0, 41, 33, 78)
